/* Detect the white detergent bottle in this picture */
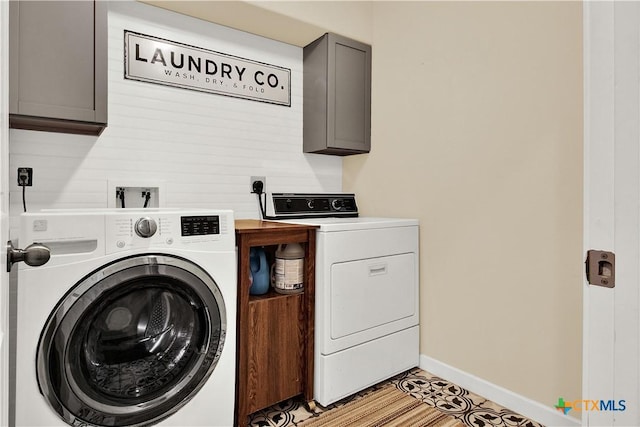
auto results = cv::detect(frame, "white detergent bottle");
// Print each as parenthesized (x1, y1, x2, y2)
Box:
(271, 243, 304, 294)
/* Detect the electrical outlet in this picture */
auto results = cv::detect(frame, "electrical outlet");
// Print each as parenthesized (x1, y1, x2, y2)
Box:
(17, 167, 33, 186)
(250, 176, 266, 194)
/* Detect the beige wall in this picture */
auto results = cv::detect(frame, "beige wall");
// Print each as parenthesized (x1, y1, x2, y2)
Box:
(245, 0, 372, 45)
(142, 0, 583, 413)
(140, 1, 372, 46)
(344, 1, 583, 406)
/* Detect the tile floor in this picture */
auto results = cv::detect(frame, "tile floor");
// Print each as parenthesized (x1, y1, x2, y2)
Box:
(248, 368, 545, 427)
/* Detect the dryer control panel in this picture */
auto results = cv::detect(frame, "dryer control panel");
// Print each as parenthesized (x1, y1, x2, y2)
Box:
(266, 193, 358, 219)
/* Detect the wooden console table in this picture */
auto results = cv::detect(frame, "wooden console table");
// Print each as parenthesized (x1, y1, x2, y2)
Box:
(234, 220, 317, 427)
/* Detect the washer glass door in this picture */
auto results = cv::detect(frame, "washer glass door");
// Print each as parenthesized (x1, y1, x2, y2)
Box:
(37, 254, 227, 427)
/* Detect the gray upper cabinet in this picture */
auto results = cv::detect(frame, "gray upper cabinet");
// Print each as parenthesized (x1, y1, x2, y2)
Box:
(9, 1, 108, 136)
(303, 33, 371, 156)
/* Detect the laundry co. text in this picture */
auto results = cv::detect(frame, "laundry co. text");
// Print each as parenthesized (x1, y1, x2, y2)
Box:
(124, 31, 291, 106)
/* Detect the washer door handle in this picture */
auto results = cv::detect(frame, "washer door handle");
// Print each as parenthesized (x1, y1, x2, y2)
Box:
(6, 241, 51, 272)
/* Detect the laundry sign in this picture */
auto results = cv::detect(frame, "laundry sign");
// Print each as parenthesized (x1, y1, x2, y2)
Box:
(124, 31, 291, 106)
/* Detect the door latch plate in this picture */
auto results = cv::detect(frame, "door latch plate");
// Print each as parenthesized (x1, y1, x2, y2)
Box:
(586, 250, 615, 288)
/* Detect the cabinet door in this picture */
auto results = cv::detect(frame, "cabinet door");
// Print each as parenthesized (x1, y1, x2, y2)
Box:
(10, 1, 107, 132)
(246, 294, 303, 414)
(327, 34, 371, 153)
(303, 33, 371, 155)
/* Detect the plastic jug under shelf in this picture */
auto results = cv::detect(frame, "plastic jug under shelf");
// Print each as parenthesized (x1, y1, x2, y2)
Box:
(271, 243, 304, 294)
(249, 247, 269, 295)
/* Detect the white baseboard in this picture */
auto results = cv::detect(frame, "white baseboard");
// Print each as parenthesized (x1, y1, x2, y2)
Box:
(419, 355, 581, 427)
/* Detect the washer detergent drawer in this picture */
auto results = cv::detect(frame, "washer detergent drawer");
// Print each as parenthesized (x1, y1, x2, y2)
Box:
(331, 253, 415, 340)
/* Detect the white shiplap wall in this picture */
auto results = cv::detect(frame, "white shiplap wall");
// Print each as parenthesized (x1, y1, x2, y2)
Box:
(8, 0, 341, 234)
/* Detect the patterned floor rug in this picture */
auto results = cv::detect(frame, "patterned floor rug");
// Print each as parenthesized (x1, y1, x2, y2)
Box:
(249, 368, 545, 427)
(299, 385, 464, 427)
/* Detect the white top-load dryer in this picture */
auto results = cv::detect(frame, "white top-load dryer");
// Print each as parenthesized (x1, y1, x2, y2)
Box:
(267, 194, 419, 406)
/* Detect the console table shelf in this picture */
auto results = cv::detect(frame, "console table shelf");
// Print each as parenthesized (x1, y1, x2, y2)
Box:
(234, 220, 317, 427)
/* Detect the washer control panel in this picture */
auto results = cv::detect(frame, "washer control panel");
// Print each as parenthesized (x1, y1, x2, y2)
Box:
(268, 193, 358, 218)
(106, 211, 230, 253)
(181, 215, 220, 236)
(134, 217, 158, 238)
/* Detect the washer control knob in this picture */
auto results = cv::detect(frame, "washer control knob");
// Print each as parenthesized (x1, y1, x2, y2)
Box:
(331, 199, 344, 210)
(135, 217, 158, 238)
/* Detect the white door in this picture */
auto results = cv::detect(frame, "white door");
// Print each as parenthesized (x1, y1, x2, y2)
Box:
(0, 1, 11, 426)
(583, 1, 640, 426)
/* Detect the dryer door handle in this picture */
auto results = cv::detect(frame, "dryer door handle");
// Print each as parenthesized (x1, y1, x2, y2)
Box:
(6, 241, 51, 272)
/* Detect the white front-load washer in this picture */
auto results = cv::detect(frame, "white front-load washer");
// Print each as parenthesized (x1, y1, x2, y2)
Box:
(13, 209, 236, 427)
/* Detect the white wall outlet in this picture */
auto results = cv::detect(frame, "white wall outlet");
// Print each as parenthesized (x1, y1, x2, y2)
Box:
(250, 176, 266, 194)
